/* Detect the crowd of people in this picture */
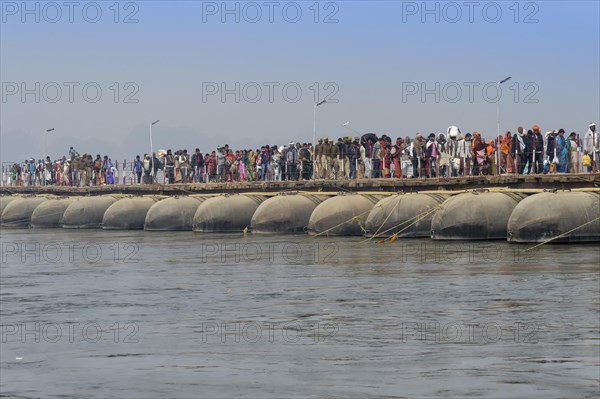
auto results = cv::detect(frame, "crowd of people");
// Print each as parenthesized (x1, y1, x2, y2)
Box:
(5, 147, 121, 187)
(5, 123, 598, 187)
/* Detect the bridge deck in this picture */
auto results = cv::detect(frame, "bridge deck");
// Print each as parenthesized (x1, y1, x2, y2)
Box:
(1, 174, 598, 197)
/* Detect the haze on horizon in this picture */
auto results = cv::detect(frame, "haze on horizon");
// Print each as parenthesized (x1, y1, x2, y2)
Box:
(1, 0, 598, 162)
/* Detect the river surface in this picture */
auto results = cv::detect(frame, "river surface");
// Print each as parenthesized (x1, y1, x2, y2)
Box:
(1, 229, 599, 398)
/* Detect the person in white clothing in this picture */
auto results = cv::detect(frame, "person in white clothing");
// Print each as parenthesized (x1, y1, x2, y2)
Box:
(447, 126, 461, 141)
(446, 126, 461, 176)
(457, 133, 473, 176)
(358, 143, 366, 178)
(568, 132, 579, 173)
(436, 133, 451, 177)
(583, 123, 598, 171)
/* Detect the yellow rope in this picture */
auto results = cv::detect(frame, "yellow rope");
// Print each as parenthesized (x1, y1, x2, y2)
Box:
(361, 204, 442, 243)
(521, 216, 600, 252)
(361, 213, 420, 243)
(357, 218, 367, 235)
(378, 206, 442, 243)
(304, 205, 381, 240)
(365, 197, 402, 243)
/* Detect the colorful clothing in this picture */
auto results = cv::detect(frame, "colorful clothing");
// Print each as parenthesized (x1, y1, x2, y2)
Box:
(106, 161, 115, 184)
(555, 135, 569, 173)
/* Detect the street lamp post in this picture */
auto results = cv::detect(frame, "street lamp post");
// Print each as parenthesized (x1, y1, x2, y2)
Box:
(313, 100, 327, 179)
(496, 76, 511, 174)
(44, 128, 54, 159)
(313, 100, 327, 145)
(496, 77, 512, 138)
(342, 121, 361, 135)
(150, 120, 160, 183)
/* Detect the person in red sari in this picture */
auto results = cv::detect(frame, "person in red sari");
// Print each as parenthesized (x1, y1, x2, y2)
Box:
(206, 151, 217, 182)
(226, 150, 235, 182)
(472, 132, 487, 176)
(380, 140, 391, 178)
(392, 138, 403, 178)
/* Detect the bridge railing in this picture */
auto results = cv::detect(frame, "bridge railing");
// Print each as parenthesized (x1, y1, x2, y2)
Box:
(0, 150, 590, 187)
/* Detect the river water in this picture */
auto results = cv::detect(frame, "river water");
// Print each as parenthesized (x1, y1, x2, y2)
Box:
(1, 229, 599, 398)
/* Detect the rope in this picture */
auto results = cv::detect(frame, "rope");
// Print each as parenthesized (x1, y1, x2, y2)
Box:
(364, 197, 402, 242)
(375, 206, 441, 243)
(303, 205, 381, 240)
(356, 218, 367, 235)
(521, 216, 600, 252)
(361, 204, 443, 243)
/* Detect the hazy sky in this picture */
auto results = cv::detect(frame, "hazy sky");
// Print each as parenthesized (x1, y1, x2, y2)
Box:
(1, 0, 599, 162)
